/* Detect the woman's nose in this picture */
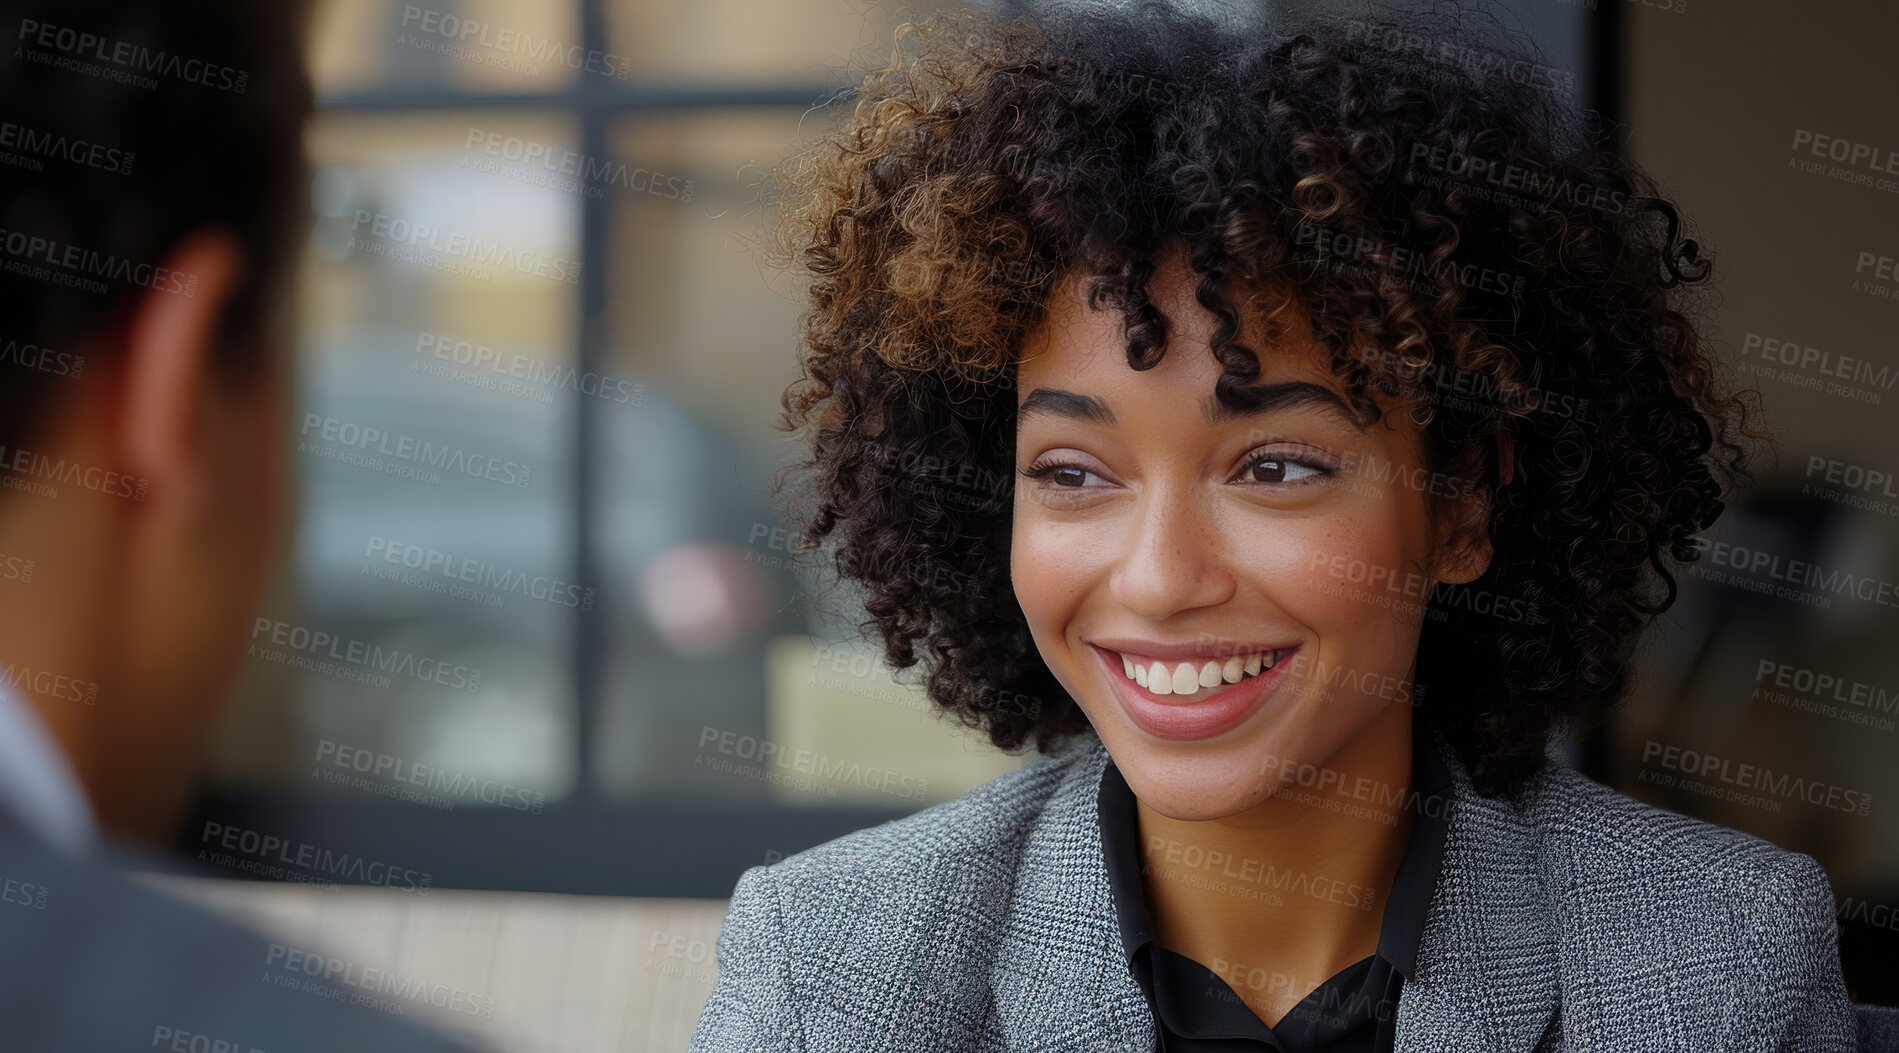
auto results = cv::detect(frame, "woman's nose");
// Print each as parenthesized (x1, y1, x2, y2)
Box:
(1106, 487, 1236, 621)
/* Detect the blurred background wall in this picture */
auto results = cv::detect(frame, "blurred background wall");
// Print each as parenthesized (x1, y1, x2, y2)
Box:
(1610, 0, 1899, 1006)
(171, 0, 1899, 1047)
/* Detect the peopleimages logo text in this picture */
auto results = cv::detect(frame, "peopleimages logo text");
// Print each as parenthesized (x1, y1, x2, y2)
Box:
(363, 535, 595, 611)
(399, 6, 633, 80)
(199, 821, 432, 892)
(250, 617, 482, 692)
(0, 443, 146, 499)
(15, 18, 249, 93)
(463, 129, 693, 201)
(0, 120, 133, 175)
(299, 413, 531, 488)
(0, 226, 196, 294)
(1689, 536, 1899, 610)
(1643, 741, 1872, 815)
(415, 332, 642, 404)
(315, 739, 546, 813)
(265, 943, 495, 1019)
(351, 210, 581, 284)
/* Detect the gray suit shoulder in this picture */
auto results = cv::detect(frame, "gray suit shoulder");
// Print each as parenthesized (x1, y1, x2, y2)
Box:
(1528, 759, 1833, 894)
(0, 823, 482, 1053)
(760, 734, 1095, 894)
(1526, 760, 1855, 1048)
(692, 736, 1099, 1051)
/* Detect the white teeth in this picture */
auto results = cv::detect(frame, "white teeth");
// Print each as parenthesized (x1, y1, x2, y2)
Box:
(1171, 664, 1198, 694)
(1113, 648, 1287, 699)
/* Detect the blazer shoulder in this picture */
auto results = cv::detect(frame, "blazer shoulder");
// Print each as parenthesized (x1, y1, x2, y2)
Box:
(691, 735, 1105, 1050)
(1526, 762, 1855, 1048)
(1527, 760, 1841, 953)
(762, 734, 1098, 894)
(1529, 760, 1825, 891)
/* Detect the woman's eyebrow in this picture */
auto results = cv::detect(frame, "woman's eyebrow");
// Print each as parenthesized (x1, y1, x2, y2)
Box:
(1018, 381, 1365, 430)
(1201, 381, 1367, 430)
(1017, 388, 1116, 426)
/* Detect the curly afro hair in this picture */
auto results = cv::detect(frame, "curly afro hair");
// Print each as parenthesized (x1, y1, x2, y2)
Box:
(762, 0, 1765, 801)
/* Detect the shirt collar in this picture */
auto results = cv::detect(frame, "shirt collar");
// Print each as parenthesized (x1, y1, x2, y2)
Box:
(1097, 750, 1154, 965)
(1378, 719, 1454, 979)
(1096, 717, 1455, 980)
(0, 679, 98, 855)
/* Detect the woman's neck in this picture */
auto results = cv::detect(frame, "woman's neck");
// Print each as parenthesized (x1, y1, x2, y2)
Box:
(1132, 699, 1416, 1027)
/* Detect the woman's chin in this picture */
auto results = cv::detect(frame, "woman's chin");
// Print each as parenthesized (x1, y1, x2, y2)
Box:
(1135, 791, 1265, 823)
(1110, 752, 1279, 821)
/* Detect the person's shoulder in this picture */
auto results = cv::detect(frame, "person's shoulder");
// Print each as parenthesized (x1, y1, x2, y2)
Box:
(766, 732, 1101, 893)
(1526, 758, 1823, 899)
(0, 823, 478, 1053)
(1523, 758, 1838, 941)
(723, 731, 1105, 949)
(1518, 757, 1856, 1045)
(693, 737, 1106, 1050)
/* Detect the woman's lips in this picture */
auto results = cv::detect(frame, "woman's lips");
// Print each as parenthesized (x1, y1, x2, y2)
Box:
(1089, 642, 1296, 741)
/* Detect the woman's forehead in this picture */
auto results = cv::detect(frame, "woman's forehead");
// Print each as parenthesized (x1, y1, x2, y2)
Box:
(1020, 247, 1322, 367)
(1017, 294, 1334, 392)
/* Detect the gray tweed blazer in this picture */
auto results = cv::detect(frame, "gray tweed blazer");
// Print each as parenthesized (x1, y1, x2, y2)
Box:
(687, 727, 1856, 1052)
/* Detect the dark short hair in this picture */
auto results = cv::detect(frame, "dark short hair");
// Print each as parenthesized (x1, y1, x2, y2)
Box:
(0, 0, 312, 451)
(766, 1, 1762, 801)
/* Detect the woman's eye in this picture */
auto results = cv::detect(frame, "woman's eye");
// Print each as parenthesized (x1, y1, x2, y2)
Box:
(1240, 455, 1330, 486)
(1019, 453, 1332, 494)
(1020, 462, 1104, 488)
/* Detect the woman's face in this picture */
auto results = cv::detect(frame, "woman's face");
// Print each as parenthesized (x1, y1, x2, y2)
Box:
(1010, 252, 1489, 821)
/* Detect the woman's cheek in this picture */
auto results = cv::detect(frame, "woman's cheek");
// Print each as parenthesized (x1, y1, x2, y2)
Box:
(1285, 525, 1429, 666)
(1229, 518, 1338, 618)
(1010, 507, 1085, 625)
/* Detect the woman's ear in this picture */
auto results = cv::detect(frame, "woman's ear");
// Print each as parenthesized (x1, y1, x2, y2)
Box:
(1431, 504, 1493, 587)
(1430, 434, 1510, 587)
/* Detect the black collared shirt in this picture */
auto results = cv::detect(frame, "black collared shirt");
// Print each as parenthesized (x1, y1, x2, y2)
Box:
(1097, 726, 1453, 1053)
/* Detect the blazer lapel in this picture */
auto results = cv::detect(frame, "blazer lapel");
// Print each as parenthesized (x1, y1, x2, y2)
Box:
(1395, 733, 1564, 1053)
(989, 736, 1157, 1052)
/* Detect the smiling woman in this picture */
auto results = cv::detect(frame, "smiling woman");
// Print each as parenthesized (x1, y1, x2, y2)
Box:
(686, 1, 1857, 1051)
(1009, 248, 1479, 803)
(1004, 251, 1499, 1037)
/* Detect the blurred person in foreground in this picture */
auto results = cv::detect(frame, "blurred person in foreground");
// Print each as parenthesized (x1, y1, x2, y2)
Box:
(0, 2, 475, 1050)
